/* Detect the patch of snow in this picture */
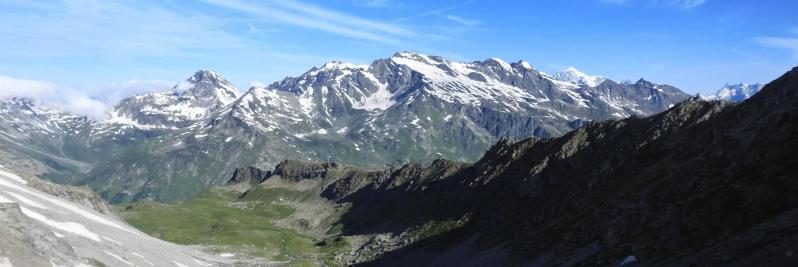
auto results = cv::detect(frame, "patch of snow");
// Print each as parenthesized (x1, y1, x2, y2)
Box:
(519, 61, 533, 69)
(321, 61, 368, 71)
(0, 172, 145, 238)
(224, 136, 233, 143)
(0, 193, 13, 203)
(488, 57, 512, 70)
(103, 250, 134, 266)
(6, 191, 48, 210)
(219, 253, 235, 258)
(20, 207, 101, 242)
(553, 66, 607, 87)
(102, 236, 123, 245)
(0, 168, 27, 184)
(351, 72, 396, 111)
(621, 255, 638, 266)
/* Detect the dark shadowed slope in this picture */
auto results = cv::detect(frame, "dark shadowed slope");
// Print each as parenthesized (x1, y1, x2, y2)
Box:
(346, 67, 798, 266)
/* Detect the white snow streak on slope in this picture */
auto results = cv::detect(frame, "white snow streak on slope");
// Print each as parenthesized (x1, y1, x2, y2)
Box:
(0, 257, 12, 267)
(6, 191, 48, 210)
(0, 168, 27, 184)
(352, 72, 395, 110)
(0, 176, 144, 238)
(0, 167, 231, 266)
(103, 250, 134, 266)
(0, 193, 12, 203)
(20, 206, 101, 242)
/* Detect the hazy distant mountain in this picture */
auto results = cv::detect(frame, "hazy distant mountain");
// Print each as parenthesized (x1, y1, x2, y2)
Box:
(0, 52, 691, 202)
(702, 83, 763, 102)
(552, 66, 607, 87)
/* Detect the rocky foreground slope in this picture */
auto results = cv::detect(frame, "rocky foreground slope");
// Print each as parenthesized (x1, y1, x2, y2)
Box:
(149, 66, 798, 266)
(0, 165, 246, 266)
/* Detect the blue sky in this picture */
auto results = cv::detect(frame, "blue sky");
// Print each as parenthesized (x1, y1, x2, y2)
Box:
(0, 0, 797, 116)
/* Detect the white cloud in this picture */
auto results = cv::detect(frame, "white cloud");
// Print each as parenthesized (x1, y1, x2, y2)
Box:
(200, 0, 413, 45)
(58, 93, 109, 121)
(756, 36, 798, 59)
(0, 75, 174, 120)
(353, 0, 395, 7)
(0, 0, 254, 60)
(0, 75, 110, 119)
(663, 0, 706, 9)
(444, 15, 482, 26)
(599, 0, 707, 9)
(0, 75, 58, 98)
(84, 80, 172, 104)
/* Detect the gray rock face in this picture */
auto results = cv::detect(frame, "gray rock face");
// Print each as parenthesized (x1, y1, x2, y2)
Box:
(0, 203, 81, 267)
(227, 166, 271, 186)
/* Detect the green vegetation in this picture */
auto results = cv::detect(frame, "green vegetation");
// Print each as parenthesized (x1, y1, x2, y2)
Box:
(117, 188, 340, 264)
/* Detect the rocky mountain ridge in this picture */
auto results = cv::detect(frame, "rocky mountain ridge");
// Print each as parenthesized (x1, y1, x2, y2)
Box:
(199, 66, 798, 266)
(0, 52, 692, 202)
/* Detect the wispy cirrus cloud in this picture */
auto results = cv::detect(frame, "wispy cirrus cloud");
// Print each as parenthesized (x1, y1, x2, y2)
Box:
(353, 0, 396, 8)
(599, 0, 707, 9)
(200, 0, 414, 45)
(756, 31, 798, 60)
(444, 15, 482, 26)
(0, 0, 255, 59)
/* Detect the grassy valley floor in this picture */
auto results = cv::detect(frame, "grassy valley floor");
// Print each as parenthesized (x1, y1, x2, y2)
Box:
(117, 187, 348, 266)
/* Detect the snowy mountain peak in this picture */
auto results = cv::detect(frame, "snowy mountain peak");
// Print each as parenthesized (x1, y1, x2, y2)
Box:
(703, 83, 763, 102)
(175, 69, 240, 105)
(320, 61, 368, 71)
(517, 60, 534, 70)
(485, 57, 513, 70)
(391, 51, 443, 65)
(553, 67, 607, 87)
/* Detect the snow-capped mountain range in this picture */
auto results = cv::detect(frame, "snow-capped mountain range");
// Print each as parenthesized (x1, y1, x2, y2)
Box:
(0, 52, 691, 202)
(552, 66, 608, 87)
(701, 83, 763, 102)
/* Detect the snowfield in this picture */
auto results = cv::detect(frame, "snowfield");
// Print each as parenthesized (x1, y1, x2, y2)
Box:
(0, 166, 235, 267)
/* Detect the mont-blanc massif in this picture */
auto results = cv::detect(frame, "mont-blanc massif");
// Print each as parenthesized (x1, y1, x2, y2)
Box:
(1, 1, 796, 266)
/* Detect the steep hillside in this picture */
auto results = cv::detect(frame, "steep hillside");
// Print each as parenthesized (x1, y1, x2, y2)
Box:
(0, 165, 242, 266)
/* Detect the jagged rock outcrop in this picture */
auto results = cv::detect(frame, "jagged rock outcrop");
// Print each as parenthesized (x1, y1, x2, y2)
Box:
(226, 166, 272, 186)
